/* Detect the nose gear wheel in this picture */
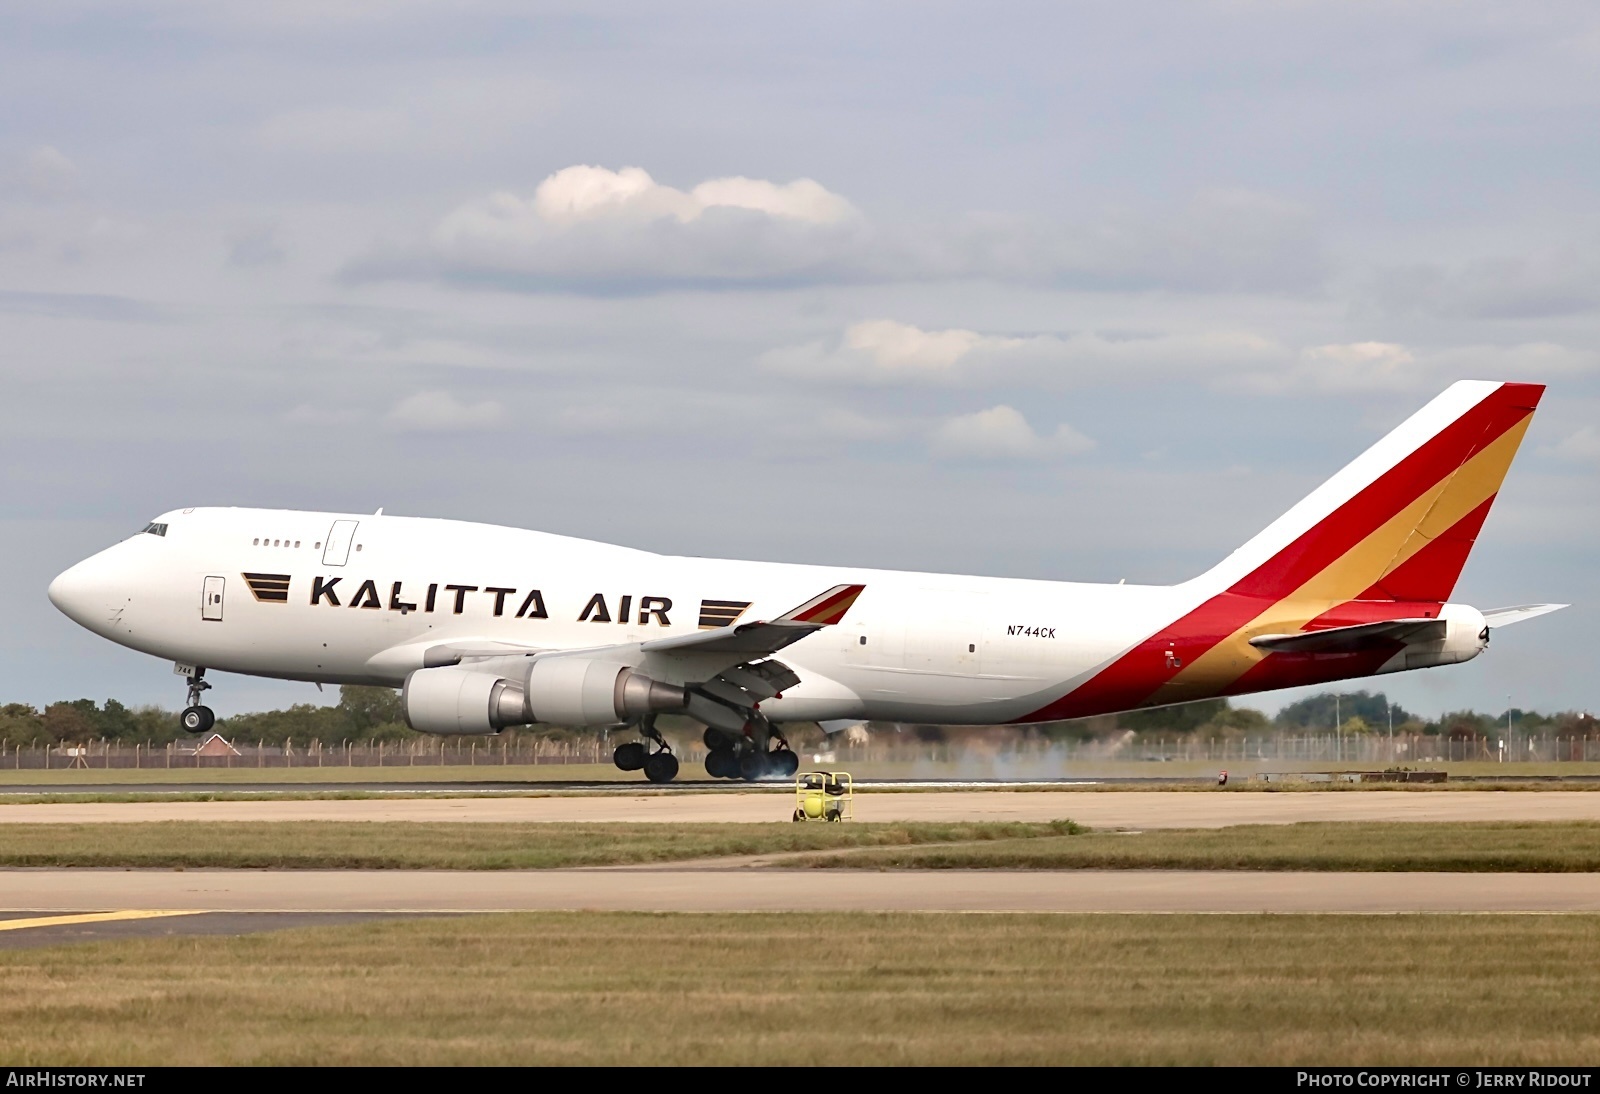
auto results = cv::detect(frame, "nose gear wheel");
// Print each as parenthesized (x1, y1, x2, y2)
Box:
(177, 668, 215, 735)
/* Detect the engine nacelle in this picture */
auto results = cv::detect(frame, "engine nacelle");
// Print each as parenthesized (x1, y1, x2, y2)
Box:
(402, 665, 528, 734)
(523, 658, 687, 726)
(402, 661, 688, 734)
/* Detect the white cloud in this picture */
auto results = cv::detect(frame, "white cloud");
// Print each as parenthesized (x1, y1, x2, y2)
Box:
(1294, 341, 1418, 391)
(761, 318, 1286, 386)
(930, 405, 1095, 461)
(384, 164, 870, 292)
(843, 319, 997, 371)
(386, 390, 506, 433)
(527, 165, 855, 226)
(351, 171, 1324, 296)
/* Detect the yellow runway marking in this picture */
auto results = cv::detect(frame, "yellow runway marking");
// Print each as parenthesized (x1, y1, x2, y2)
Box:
(0, 910, 206, 932)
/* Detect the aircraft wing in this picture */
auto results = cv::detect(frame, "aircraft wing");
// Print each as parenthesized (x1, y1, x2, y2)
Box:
(404, 584, 866, 732)
(1482, 603, 1569, 628)
(1248, 618, 1444, 655)
(640, 584, 866, 658)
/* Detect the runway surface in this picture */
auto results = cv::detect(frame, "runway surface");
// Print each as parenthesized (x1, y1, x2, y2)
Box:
(6, 789, 1600, 826)
(3, 868, 1599, 914)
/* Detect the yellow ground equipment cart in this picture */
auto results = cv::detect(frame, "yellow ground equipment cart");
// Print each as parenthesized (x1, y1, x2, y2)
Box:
(793, 770, 853, 822)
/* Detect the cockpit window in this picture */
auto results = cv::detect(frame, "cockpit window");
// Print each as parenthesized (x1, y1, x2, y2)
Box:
(142, 522, 168, 537)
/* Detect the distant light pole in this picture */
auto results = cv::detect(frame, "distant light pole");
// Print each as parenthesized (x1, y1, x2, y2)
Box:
(1335, 692, 1342, 764)
(1388, 700, 1394, 760)
(1507, 694, 1514, 762)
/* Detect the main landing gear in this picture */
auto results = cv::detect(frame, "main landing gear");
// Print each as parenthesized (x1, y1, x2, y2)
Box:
(612, 714, 680, 784)
(178, 667, 215, 735)
(703, 718, 799, 782)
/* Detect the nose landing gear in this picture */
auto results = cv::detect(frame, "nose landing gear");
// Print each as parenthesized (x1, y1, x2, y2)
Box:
(178, 666, 215, 735)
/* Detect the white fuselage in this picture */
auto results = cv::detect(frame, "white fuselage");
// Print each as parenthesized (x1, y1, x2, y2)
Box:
(49, 506, 1189, 726)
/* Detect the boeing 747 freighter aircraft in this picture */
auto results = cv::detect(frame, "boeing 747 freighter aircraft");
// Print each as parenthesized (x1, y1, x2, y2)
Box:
(49, 380, 1566, 782)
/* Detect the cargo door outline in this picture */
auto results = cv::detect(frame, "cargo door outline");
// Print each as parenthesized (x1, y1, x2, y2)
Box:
(322, 520, 359, 567)
(201, 576, 225, 622)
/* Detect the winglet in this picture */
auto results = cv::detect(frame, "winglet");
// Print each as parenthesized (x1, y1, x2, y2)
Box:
(778, 584, 865, 626)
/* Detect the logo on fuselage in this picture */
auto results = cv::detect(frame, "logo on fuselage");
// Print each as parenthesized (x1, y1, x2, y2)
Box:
(244, 576, 757, 629)
(242, 572, 291, 603)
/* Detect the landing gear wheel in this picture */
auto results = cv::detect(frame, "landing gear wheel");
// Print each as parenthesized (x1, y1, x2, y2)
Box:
(738, 749, 769, 782)
(769, 748, 800, 777)
(703, 727, 738, 752)
(613, 741, 647, 771)
(705, 748, 738, 779)
(644, 751, 679, 783)
(179, 705, 215, 735)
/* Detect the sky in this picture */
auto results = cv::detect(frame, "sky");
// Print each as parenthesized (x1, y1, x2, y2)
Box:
(2, 1, 1595, 719)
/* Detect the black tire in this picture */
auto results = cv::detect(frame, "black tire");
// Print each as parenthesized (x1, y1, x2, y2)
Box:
(703, 727, 737, 752)
(613, 741, 647, 771)
(180, 705, 214, 735)
(792, 809, 805, 822)
(643, 751, 680, 784)
(705, 748, 737, 779)
(769, 748, 800, 777)
(738, 749, 769, 781)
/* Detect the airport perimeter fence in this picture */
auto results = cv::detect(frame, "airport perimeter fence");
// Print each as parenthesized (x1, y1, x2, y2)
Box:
(5, 731, 1600, 770)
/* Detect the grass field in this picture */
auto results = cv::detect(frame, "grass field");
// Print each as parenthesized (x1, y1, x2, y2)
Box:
(0, 820, 1081, 869)
(798, 821, 1600, 872)
(3, 911, 1599, 1065)
(8, 820, 1600, 870)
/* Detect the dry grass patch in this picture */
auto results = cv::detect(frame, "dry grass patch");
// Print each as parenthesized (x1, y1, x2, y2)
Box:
(0, 820, 1079, 869)
(800, 821, 1600, 871)
(3, 912, 1600, 1064)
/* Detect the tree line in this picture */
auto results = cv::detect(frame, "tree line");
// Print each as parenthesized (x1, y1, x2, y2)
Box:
(1009, 690, 1594, 743)
(0, 687, 1593, 747)
(0, 687, 410, 747)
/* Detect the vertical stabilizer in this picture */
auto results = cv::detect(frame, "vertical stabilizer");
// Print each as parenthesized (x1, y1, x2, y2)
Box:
(1192, 380, 1543, 604)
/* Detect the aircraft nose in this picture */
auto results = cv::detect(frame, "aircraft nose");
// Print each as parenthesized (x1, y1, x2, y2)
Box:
(49, 551, 121, 631)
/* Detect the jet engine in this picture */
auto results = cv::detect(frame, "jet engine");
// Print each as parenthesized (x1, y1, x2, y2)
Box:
(402, 660, 688, 734)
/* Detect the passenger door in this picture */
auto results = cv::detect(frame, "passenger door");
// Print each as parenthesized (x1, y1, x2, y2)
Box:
(201, 575, 225, 622)
(322, 520, 359, 566)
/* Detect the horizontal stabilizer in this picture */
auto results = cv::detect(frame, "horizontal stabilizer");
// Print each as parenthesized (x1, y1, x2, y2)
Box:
(1249, 618, 1444, 655)
(1482, 603, 1569, 628)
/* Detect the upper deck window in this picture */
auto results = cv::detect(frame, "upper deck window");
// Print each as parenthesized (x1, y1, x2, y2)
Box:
(142, 522, 168, 537)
